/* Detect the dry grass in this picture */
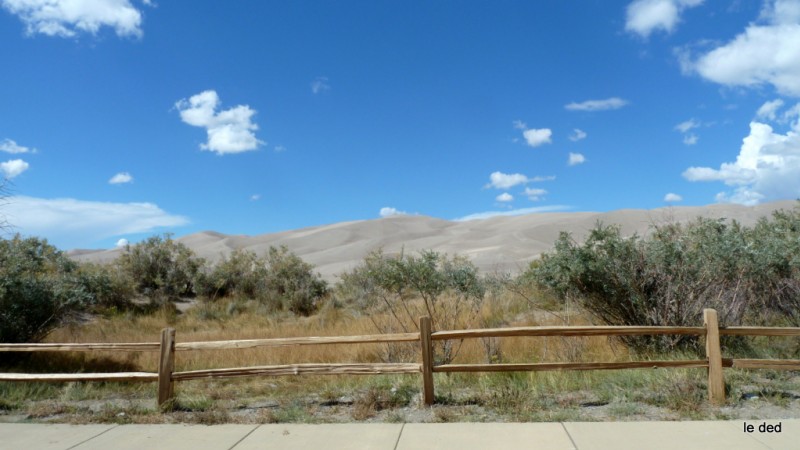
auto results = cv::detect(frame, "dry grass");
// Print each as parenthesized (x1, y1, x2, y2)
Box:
(5, 292, 799, 424)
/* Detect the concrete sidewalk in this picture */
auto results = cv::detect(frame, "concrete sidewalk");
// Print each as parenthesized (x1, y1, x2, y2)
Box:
(1, 420, 797, 450)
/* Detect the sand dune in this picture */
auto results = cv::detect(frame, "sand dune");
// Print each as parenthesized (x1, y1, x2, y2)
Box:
(69, 200, 799, 281)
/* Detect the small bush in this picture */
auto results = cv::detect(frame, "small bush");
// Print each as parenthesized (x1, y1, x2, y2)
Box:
(116, 234, 204, 303)
(198, 246, 327, 316)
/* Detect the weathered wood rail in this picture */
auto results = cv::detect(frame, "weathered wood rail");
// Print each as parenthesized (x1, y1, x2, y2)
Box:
(1, 309, 799, 408)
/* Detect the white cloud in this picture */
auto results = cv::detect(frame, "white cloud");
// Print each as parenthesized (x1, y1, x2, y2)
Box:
(115, 238, 128, 248)
(568, 152, 586, 166)
(0, 138, 35, 154)
(455, 205, 571, 221)
(2, 196, 189, 248)
(1, 159, 29, 179)
(756, 99, 785, 121)
(684, 1, 800, 97)
(683, 134, 699, 145)
(108, 172, 133, 184)
(1, 0, 146, 38)
(664, 192, 683, 202)
(565, 97, 629, 111)
(274, 145, 286, 152)
(524, 187, 548, 201)
(683, 120, 800, 205)
(311, 76, 330, 94)
(569, 129, 587, 142)
(522, 128, 552, 147)
(485, 172, 529, 189)
(175, 90, 264, 155)
(495, 192, 513, 202)
(675, 118, 700, 133)
(530, 175, 556, 182)
(625, 0, 705, 38)
(250, 194, 261, 201)
(379, 207, 407, 217)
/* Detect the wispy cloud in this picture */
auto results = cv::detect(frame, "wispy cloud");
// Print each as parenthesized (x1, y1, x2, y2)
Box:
(564, 97, 629, 111)
(522, 128, 552, 147)
(455, 205, 571, 221)
(523, 187, 547, 201)
(311, 76, 330, 94)
(1, 0, 147, 38)
(109, 172, 133, 184)
(664, 192, 683, 202)
(1, 196, 189, 248)
(175, 90, 265, 155)
(569, 129, 587, 142)
(0, 138, 35, 154)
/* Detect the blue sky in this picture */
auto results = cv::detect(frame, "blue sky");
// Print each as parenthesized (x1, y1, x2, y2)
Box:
(1, 0, 800, 249)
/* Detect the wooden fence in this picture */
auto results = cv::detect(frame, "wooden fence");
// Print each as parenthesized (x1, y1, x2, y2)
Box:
(2, 309, 800, 409)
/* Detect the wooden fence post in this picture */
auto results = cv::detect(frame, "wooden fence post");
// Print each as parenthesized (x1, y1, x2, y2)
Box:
(158, 328, 176, 409)
(419, 317, 435, 406)
(703, 309, 725, 405)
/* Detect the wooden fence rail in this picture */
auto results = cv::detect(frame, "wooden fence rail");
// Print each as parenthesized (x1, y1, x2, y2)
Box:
(1, 309, 799, 409)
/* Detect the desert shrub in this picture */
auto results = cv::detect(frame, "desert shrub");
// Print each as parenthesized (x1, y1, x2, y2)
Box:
(0, 235, 93, 342)
(76, 263, 135, 311)
(195, 249, 268, 300)
(260, 245, 328, 315)
(530, 205, 800, 352)
(336, 249, 486, 363)
(116, 234, 204, 303)
(197, 246, 327, 316)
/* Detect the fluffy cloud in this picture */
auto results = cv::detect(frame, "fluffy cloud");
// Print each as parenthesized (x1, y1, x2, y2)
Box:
(311, 76, 330, 94)
(568, 152, 586, 166)
(564, 97, 629, 111)
(664, 192, 683, 202)
(175, 90, 264, 155)
(1, 0, 146, 38)
(379, 207, 407, 217)
(115, 238, 129, 248)
(485, 172, 555, 189)
(1, 159, 29, 179)
(2, 196, 189, 248)
(683, 1, 800, 96)
(683, 121, 800, 205)
(522, 128, 552, 147)
(495, 192, 513, 202)
(625, 0, 704, 38)
(455, 205, 570, 221)
(0, 138, 35, 154)
(569, 129, 587, 142)
(485, 172, 527, 189)
(109, 172, 133, 184)
(524, 187, 547, 201)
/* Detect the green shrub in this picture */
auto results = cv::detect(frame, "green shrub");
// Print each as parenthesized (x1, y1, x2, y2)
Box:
(530, 205, 800, 352)
(116, 234, 204, 303)
(197, 246, 327, 316)
(336, 249, 485, 362)
(0, 235, 92, 343)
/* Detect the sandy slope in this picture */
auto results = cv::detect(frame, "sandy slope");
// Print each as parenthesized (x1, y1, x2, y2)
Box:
(68, 200, 799, 281)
